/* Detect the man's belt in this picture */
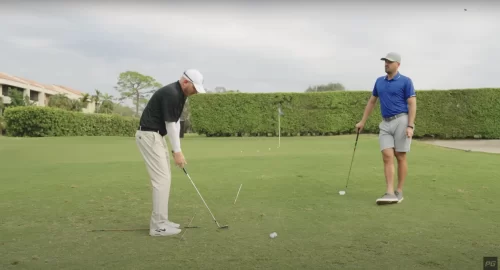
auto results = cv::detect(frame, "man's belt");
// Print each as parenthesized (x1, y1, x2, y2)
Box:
(138, 126, 160, 133)
(383, 113, 407, 121)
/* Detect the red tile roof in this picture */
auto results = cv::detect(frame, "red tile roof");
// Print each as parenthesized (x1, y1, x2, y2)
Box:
(0, 72, 84, 96)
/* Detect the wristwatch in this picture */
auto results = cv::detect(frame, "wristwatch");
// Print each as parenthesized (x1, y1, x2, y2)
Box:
(407, 125, 414, 129)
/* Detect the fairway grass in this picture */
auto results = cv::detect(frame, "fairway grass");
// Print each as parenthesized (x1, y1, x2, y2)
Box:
(1, 135, 498, 269)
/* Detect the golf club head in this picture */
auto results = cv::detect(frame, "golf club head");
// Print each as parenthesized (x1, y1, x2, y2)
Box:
(219, 225, 229, 229)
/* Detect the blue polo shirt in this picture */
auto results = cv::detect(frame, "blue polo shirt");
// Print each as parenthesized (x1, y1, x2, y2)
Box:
(372, 72, 416, 118)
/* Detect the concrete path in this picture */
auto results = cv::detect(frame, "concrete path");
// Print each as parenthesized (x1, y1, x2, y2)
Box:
(420, 139, 500, 154)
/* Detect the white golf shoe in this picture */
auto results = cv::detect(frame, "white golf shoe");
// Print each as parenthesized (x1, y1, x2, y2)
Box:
(167, 221, 180, 228)
(149, 226, 181, 237)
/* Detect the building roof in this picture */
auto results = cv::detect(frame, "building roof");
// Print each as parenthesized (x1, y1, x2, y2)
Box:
(0, 72, 85, 97)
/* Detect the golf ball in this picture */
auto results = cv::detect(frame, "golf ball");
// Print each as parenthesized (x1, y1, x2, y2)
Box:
(339, 191, 346, 195)
(269, 232, 278, 238)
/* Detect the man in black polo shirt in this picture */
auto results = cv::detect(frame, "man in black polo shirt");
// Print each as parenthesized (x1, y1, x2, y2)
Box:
(135, 69, 206, 236)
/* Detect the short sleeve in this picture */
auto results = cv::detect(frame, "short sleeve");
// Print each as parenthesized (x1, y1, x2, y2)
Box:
(161, 90, 182, 123)
(404, 78, 416, 99)
(372, 80, 378, 97)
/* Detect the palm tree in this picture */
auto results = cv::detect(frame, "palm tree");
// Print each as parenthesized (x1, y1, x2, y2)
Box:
(92, 89, 101, 113)
(80, 93, 91, 108)
(101, 93, 114, 102)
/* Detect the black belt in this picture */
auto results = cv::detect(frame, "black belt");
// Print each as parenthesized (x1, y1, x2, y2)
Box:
(383, 113, 407, 122)
(138, 126, 160, 133)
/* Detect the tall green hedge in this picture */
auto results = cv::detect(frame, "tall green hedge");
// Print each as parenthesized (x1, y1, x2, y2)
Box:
(4, 106, 139, 137)
(189, 88, 500, 139)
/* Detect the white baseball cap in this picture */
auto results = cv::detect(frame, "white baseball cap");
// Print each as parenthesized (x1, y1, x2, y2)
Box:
(183, 69, 206, 93)
(380, 52, 401, 63)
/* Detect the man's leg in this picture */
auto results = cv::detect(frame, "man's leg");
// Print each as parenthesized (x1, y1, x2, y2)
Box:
(395, 152, 407, 193)
(382, 148, 395, 194)
(135, 130, 181, 236)
(394, 152, 406, 202)
(393, 115, 412, 202)
(376, 121, 398, 204)
(159, 136, 180, 228)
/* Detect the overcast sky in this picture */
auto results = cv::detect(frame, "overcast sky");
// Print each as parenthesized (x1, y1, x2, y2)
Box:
(1, 1, 499, 99)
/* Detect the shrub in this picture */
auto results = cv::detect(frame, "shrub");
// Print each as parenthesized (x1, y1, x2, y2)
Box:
(4, 106, 139, 137)
(189, 88, 500, 139)
(189, 91, 381, 137)
(0, 115, 5, 136)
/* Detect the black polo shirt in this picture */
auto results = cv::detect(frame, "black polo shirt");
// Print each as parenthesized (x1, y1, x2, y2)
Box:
(139, 81, 186, 136)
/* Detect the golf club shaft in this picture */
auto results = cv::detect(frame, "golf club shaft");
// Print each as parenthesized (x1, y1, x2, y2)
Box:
(182, 167, 222, 227)
(345, 128, 360, 189)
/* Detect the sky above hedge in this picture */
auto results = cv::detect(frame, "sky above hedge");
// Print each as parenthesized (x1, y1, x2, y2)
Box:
(1, 2, 499, 97)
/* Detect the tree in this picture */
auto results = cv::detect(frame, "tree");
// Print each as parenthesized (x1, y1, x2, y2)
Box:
(223, 89, 240, 93)
(23, 96, 37, 106)
(7, 88, 26, 107)
(305, 82, 346, 92)
(112, 103, 135, 117)
(80, 93, 91, 109)
(132, 97, 149, 116)
(98, 100, 114, 114)
(114, 71, 162, 116)
(214, 86, 227, 93)
(92, 89, 101, 113)
(48, 93, 82, 112)
(0, 97, 4, 136)
(0, 96, 4, 115)
(101, 93, 114, 102)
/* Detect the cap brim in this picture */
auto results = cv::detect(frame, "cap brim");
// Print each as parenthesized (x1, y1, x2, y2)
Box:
(381, 57, 395, 62)
(194, 83, 206, 93)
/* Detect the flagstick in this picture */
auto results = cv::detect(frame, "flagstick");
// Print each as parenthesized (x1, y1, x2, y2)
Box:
(278, 112, 281, 148)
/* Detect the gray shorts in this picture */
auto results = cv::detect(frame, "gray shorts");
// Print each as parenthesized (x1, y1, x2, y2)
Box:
(378, 113, 412, 152)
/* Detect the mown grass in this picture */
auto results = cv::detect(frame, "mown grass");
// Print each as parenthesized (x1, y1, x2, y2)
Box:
(1, 134, 498, 269)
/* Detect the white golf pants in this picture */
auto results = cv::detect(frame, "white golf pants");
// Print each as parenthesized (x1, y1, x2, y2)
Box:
(135, 130, 172, 231)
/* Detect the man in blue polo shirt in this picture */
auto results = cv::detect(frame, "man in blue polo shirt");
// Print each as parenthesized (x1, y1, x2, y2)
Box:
(355, 52, 417, 205)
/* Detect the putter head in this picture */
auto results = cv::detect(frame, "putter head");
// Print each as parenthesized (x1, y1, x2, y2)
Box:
(219, 225, 229, 229)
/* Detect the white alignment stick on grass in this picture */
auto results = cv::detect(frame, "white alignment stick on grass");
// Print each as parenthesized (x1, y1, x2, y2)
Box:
(179, 212, 197, 242)
(233, 184, 243, 205)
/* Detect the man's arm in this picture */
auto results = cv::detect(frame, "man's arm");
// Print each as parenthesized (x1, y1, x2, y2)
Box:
(407, 97, 416, 127)
(404, 78, 417, 127)
(166, 121, 181, 153)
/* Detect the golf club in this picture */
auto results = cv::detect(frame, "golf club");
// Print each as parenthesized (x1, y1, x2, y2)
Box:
(339, 128, 360, 195)
(181, 167, 228, 229)
(172, 152, 228, 229)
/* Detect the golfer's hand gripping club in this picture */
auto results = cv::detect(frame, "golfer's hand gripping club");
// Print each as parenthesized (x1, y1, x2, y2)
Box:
(170, 150, 187, 168)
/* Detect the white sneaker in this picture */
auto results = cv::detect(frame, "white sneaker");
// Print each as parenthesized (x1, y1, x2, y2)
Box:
(149, 227, 181, 236)
(167, 221, 180, 228)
